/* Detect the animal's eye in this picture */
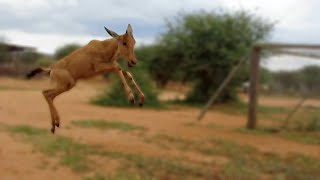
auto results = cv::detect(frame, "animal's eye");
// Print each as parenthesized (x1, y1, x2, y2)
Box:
(123, 42, 127, 46)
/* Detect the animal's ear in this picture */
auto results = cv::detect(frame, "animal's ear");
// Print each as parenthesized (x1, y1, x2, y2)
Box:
(126, 24, 133, 34)
(104, 26, 119, 38)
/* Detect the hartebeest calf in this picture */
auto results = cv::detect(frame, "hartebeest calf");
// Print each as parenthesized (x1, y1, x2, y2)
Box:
(27, 24, 144, 134)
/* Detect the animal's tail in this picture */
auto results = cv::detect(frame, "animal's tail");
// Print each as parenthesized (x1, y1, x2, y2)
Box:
(26, 67, 51, 79)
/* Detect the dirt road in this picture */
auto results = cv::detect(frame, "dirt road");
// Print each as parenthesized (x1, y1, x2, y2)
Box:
(0, 77, 319, 179)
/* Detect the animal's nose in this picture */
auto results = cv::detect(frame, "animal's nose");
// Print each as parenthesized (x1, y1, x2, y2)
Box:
(131, 60, 137, 65)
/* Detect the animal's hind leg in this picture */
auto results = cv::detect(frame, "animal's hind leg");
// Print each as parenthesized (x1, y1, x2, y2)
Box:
(42, 69, 75, 133)
(43, 89, 59, 133)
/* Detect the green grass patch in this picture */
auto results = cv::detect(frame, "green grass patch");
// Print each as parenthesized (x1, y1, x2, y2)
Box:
(183, 122, 222, 129)
(283, 132, 320, 145)
(145, 134, 194, 150)
(83, 173, 107, 180)
(166, 99, 204, 108)
(6, 124, 92, 172)
(72, 119, 146, 132)
(2, 124, 208, 178)
(147, 134, 256, 158)
(97, 151, 210, 179)
(217, 101, 288, 115)
(2, 123, 319, 179)
(8, 125, 48, 135)
(236, 127, 320, 145)
(235, 127, 280, 135)
(168, 100, 289, 119)
(146, 133, 320, 179)
(288, 112, 320, 132)
(61, 154, 89, 171)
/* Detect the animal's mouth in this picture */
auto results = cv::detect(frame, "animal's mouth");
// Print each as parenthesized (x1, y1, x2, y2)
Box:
(128, 61, 137, 68)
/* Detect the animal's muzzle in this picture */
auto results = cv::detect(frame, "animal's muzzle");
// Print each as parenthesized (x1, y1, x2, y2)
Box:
(128, 60, 137, 68)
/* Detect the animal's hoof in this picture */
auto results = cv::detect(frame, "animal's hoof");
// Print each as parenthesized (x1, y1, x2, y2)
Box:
(139, 103, 143, 107)
(55, 123, 60, 128)
(51, 128, 55, 134)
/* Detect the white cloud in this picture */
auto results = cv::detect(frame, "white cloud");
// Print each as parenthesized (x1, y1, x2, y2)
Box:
(0, 29, 154, 54)
(262, 55, 320, 71)
(0, 0, 319, 70)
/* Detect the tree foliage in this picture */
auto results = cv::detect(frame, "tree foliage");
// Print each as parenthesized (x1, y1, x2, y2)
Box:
(147, 11, 273, 103)
(0, 43, 11, 64)
(54, 43, 81, 60)
(0, 37, 11, 64)
(19, 51, 40, 64)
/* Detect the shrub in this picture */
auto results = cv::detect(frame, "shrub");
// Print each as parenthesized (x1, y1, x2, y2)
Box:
(147, 11, 273, 103)
(305, 115, 320, 132)
(35, 57, 54, 67)
(92, 62, 162, 108)
(54, 43, 81, 60)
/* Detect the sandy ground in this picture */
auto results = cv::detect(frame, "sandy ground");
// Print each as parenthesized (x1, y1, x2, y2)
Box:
(0, 77, 319, 179)
(240, 93, 320, 108)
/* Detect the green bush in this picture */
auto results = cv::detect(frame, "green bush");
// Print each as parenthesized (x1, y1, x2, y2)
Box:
(35, 57, 54, 67)
(92, 62, 162, 108)
(288, 113, 320, 132)
(147, 11, 273, 103)
(0, 43, 11, 64)
(305, 115, 320, 132)
(54, 43, 81, 60)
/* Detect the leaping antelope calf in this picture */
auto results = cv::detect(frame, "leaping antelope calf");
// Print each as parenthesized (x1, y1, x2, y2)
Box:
(27, 24, 145, 134)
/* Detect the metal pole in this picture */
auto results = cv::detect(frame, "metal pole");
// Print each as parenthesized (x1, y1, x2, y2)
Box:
(282, 96, 308, 129)
(197, 58, 246, 121)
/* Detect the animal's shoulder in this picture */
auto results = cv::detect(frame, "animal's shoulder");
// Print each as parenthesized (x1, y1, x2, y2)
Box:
(80, 40, 104, 53)
(86, 40, 102, 48)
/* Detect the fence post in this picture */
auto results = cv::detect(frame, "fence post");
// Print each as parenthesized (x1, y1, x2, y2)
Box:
(247, 46, 261, 129)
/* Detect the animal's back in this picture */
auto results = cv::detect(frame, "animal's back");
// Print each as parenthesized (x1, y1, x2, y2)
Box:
(52, 39, 114, 79)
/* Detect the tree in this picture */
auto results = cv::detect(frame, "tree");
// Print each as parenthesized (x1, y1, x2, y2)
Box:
(270, 71, 301, 95)
(0, 38, 11, 64)
(300, 65, 320, 95)
(54, 43, 81, 60)
(149, 11, 273, 103)
(19, 51, 40, 65)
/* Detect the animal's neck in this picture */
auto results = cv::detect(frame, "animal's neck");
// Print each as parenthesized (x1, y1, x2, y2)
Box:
(102, 38, 119, 62)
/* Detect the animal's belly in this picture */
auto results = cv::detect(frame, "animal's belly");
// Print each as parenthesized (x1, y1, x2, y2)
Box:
(78, 71, 102, 79)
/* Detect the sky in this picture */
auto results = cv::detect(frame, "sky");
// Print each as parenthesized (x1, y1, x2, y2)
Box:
(0, 0, 320, 71)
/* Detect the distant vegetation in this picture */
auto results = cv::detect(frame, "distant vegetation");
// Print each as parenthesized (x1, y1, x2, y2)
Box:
(268, 65, 320, 96)
(0, 40, 55, 76)
(0, 41, 81, 76)
(146, 11, 273, 103)
(54, 43, 82, 60)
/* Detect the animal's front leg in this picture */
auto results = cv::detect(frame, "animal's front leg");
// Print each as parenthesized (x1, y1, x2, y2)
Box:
(122, 70, 145, 106)
(95, 62, 135, 104)
(115, 66, 135, 104)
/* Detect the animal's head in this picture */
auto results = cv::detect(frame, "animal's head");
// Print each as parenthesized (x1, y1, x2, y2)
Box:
(104, 24, 137, 67)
